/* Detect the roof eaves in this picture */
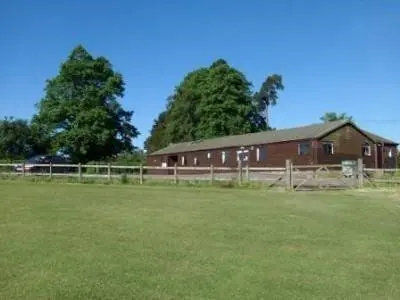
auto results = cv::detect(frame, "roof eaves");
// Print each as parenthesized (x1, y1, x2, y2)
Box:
(363, 130, 398, 145)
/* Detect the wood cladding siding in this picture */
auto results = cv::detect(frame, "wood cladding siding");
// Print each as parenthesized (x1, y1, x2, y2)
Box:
(147, 123, 398, 173)
(147, 139, 317, 175)
(380, 145, 398, 169)
(317, 124, 376, 168)
(315, 123, 398, 168)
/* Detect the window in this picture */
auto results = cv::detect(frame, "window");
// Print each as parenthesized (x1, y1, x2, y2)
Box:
(362, 143, 371, 156)
(256, 147, 267, 161)
(207, 152, 211, 159)
(181, 156, 186, 166)
(322, 142, 334, 155)
(236, 149, 249, 161)
(298, 142, 311, 155)
(221, 151, 226, 164)
(388, 149, 393, 158)
(260, 146, 267, 161)
(194, 157, 198, 165)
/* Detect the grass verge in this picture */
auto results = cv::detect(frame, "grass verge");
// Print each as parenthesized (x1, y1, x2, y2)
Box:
(0, 182, 399, 299)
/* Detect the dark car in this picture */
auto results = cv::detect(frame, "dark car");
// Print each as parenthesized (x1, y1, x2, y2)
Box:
(14, 155, 73, 174)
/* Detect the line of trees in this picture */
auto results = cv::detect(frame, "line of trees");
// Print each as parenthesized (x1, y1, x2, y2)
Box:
(2, 45, 376, 164)
(1, 46, 285, 162)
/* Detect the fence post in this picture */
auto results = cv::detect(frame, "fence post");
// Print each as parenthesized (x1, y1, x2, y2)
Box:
(285, 159, 293, 191)
(245, 164, 250, 182)
(238, 160, 243, 185)
(49, 162, 53, 180)
(78, 163, 82, 181)
(357, 158, 364, 188)
(174, 163, 178, 184)
(210, 164, 214, 185)
(290, 161, 294, 190)
(107, 163, 111, 181)
(139, 164, 144, 184)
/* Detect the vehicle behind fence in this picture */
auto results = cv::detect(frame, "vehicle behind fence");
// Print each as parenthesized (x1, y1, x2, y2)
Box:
(0, 159, 398, 190)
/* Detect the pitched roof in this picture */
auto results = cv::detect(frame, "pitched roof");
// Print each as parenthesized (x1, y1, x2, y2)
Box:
(362, 130, 397, 145)
(150, 120, 398, 155)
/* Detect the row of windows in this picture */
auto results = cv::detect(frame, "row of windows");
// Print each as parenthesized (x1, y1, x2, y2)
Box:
(181, 147, 268, 165)
(180, 142, 387, 165)
(296, 141, 375, 157)
(297, 142, 334, 155)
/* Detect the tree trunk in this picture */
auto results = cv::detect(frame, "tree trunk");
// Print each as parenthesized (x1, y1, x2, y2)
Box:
(264, 105, 270, 129)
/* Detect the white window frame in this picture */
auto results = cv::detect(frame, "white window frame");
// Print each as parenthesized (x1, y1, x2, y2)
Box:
(256, 147, 260, 161)
(388, 149, 393, 158)
(221, 151, 226, 164)
(194, 157, 198, 165)
(181, 156, 185, 166)
(322, 142, 334, 155)
(236, 149, 249, 162)
(362, 143, 371, 156)
(207, 152, 211, 159)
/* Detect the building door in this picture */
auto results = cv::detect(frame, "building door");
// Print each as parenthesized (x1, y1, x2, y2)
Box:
(376, 145, 383, 169)
(167, 155, 178, 175)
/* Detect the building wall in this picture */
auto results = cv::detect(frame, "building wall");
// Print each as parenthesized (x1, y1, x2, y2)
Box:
(380, 145, 398, 169)
(317, 124, 377, 167)
(146, 124, 398, 173)
(146, 139, 319, 174)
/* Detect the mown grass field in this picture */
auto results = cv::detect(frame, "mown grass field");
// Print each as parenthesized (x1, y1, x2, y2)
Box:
(0, 182, 399, 299)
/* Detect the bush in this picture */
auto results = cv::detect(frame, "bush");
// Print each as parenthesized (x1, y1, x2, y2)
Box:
(84, 151, 147, 175)
(120, 173, 129, 184)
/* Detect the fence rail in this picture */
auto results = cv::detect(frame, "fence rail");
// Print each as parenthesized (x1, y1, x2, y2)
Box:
(0, 160, 399, 190)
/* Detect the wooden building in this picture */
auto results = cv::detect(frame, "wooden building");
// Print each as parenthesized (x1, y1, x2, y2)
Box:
(146, 120, 398, 172)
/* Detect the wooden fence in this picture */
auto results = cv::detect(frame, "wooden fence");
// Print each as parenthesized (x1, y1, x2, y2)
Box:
(0, 159, 398, 190)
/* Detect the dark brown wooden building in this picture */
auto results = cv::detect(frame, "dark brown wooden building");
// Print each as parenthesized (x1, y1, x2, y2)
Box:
(147, 120, 398, 172)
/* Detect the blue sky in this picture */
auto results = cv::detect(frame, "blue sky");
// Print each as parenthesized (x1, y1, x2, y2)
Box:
(1, 0, 399, 147)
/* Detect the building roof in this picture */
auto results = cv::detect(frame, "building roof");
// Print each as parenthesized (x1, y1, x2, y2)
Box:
(150, 120, 398, 155)
(362, 130, 397, 145)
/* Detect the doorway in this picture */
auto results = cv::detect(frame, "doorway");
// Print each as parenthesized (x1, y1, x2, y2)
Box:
(167, 155, 178, 174)
(376, 145, 383, 169)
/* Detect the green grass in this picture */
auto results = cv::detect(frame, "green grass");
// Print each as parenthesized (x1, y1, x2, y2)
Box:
(1, 182, 399, 299)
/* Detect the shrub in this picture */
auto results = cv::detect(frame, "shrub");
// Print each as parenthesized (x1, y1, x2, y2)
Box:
(120, 173, 129, 184)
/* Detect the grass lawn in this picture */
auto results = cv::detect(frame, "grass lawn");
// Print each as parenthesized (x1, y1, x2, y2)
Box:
(0, 182, 399, 299)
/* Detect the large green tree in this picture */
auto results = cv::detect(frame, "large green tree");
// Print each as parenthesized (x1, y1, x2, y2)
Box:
(143, 111, 168, 153)
(320, 112, 353, 123)
(145, 59, 278, 152)
(33, 45, 139, 162)
(253, 74, 284, 129)
(0, 117, 50, 160)
(196, 59, 260, 138)
(164, 68, 209, 143)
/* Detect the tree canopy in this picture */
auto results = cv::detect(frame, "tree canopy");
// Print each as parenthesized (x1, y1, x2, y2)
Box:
(143, 111, 168, 154)
(145, 60, 283, 152)
(0, 117, 50, 160)
(33, 45, 139, 162)
(254, 74, 284, 128)
(320, 112, 353, 123)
